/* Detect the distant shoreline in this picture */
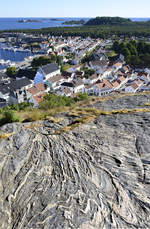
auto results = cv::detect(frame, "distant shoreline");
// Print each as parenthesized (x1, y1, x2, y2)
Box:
(0, 17, 149, 31)
(18, 19, 42, 23)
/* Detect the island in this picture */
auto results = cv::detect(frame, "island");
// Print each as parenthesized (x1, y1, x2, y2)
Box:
(85, 16, 132, 25)
(18, 19, 42, 23)
(50, 18, 63, 21)
(63, 20, 86, 25)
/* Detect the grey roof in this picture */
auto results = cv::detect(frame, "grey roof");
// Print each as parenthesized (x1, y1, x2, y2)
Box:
(61, 82, 74, 88)
(61, 79, 84, 88)
(0, 72, 7, 80)
(0, 97, 6, 103)
(94, 53, 108, 60)
(48, 75, 64, 84)
(74, 79, 84, 87)
(41, 63, 59, 75)
(0, 77, 32, 95)
(9, 77, 32, 90)
(63, 87, 72, 95)
(62, 71, 73, 78)
(89, 73, 99, 80)
(16, 69, 36, 80)
(91, 60, 108, 67)
(0, 84, 10, 95)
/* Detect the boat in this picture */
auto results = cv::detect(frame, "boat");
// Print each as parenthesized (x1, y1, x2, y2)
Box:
(0, 59, 12, 65)
(9, 62, 16, 66)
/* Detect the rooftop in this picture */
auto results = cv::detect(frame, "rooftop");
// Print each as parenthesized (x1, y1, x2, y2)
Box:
(41, 63, 59, 75)
(28, 83, 46, 96)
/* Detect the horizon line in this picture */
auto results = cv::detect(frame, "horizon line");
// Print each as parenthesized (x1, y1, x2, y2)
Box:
(0, 16, 149, 18)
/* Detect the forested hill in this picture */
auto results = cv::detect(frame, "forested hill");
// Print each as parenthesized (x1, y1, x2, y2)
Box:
(85, 16, 133, 25)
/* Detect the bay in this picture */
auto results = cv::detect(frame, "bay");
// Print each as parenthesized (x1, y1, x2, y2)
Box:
(0, 18, 149, 31)
(0, 18, 90, 31)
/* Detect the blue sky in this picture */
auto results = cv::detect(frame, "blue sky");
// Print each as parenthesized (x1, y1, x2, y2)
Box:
(1, 0, 150, 17)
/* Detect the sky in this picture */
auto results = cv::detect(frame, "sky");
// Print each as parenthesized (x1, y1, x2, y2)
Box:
(1, 0, 150, 18)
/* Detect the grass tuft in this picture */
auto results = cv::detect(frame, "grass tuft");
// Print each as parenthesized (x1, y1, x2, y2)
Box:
(0, 132, 14, 139)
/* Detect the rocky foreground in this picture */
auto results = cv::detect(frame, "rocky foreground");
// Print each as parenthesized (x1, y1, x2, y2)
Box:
(1, 94, 150, 229)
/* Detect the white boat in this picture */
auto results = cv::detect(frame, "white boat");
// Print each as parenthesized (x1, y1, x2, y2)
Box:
(0, 59, 11, 65)
(0, 59, 5, 64)
(9, 62, 16, 66)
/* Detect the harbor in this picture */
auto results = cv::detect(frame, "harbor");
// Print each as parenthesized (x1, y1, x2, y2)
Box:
(0, 44, 34, 70)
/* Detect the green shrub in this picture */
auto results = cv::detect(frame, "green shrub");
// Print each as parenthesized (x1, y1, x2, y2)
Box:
(6, 66, 17, 78)
(0, 110, 20, 125)
(31, 56, 52, 68)
(18, 102, 33, 111)
(74, 93, 88, 101)
(4, 102, 33, 112)
(5, 104, 19, 111)
(39, 94, 75, 110)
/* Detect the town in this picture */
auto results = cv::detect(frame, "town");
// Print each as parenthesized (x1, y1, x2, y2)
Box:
(0, 32, 150, 108)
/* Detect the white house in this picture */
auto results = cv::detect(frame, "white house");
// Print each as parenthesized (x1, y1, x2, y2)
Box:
(56, 87, 72, 97)
(112, 62, 123, 73)
(28, 83, 47, 107)
(93, 79, 113, 96)
(62, 72, 75, 82)
(61, 79, 84, 94)
(84, 84, 95, 95)
(0, 77, 33, 104)
(137, 72, 150, 84)
(67, 65, 81, 73)
(93, 53, 108, 62)
(89, 60, 108, 73)
(34, 63, 60, 84)
(112, 80, 121, 90)
(145, 68, 150, 75)
(125, 83, 139, 93)
(84, 73, 100, 85)
(0, 79, 10, 102)
(30, 93, 46, 107)
(118, 75, 128, 87)
(101, 68, 113, 79)
(47, 75, 65, 90)
(54, 42, 66, 50)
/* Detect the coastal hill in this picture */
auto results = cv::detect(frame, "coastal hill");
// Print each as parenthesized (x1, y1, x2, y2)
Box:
(85, 16, 132, 25)
(63, 19, 86, 25)
(1, 93, 150, 228)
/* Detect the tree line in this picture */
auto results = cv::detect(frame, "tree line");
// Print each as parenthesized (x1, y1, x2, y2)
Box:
(4, 24, 150, 39)
(113, 40, 150, 68)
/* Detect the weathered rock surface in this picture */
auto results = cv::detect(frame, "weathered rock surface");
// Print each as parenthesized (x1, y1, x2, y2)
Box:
(1, 94, 150, 229)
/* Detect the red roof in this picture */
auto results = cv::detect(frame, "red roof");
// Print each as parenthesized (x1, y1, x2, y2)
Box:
(119, 76, 126, 82)
(138, 72, 148, 77)
(114, 62, 122, 68)
(28, 83, 46, 96)
(33, 93, 46, 104)
(131, 83, 139, 90)
(135, 79, 143, 86)
(97, 79, 112, 90)
(112, 81, 120, 88)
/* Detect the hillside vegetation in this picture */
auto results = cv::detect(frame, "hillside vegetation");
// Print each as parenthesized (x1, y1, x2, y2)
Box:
(112, 40, 150, 67)
(63, 20, 85, 25)
(0, 93, 88, 125)
(1, 92, 150, 127)
(85, 16, 132, 26)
